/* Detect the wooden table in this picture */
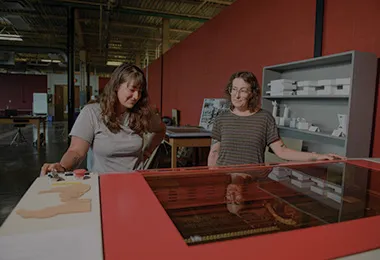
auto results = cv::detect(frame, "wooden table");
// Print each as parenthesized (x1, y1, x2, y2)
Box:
(0, 116, 47, 151)
(0, 174, 103, 259)
(167, 136, 211, 168)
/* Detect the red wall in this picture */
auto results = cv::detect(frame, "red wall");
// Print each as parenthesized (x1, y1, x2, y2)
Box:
(147, 0, 380, 156)
(147, 0, 316, 125)
(0, 74, 47, 110)
(99, 77, 110, 94)
(322, 0, 380, 157)
(146, 57, 162, 111)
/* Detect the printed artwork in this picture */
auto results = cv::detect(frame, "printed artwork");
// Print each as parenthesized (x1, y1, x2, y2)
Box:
(199, 98, 229, 131)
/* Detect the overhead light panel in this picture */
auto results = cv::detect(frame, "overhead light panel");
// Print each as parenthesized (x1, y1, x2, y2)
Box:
(106, 61, 122, 66)
(41, 59, 61, 63)
(0, 25, 23, 41)
(0, 33, 22, 41)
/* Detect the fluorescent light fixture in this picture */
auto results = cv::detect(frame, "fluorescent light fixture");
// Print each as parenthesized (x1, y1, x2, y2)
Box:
(106, 61, 122, 66)
(0, 33, 22, 41)
(41, 59, 61, 63)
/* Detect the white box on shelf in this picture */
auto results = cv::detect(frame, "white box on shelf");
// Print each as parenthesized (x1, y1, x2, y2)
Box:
(269, 90, 295, 96)
(326, 183, 342, 194)
(327, 190, 342, 203)
(297, 121, 309, 130)
(317, 79, 337, 86)
(335, 78, 351, 85)
(269, 81, 297, 91)
(268, 172, 289, 181)
(296, 86, 317, 96)
(291, 170, 311, 181)
(334, 84, 350, 95)
(291, 179, 315, 188)
(297, 80, 318, 87)
(270, 79, 295, 85)
(271, 167, 292, 178)
(316, 85, 336, 95)
(311, 177, 325, 188)
(310, 185, 327, 196)
(309, 125, 320, 132)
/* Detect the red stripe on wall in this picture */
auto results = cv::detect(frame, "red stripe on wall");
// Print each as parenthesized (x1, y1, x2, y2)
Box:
(0, 74, 47, 110)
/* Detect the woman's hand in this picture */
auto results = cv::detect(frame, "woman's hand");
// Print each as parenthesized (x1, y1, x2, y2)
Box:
(40, 163, 66, 176)
(313, 153, 346, 161)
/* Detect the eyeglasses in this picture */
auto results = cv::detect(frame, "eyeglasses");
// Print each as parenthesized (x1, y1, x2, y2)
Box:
(229, 87, 251, 96)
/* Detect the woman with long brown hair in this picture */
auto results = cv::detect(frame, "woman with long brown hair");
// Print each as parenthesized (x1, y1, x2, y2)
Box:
(41, 63, 165, 174)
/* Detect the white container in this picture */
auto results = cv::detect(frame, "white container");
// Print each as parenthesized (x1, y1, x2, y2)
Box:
(317, 79, 337, 86)
(291, 170, 311, 181)
(335, 78, 351, 85)
(297, 87, 317, 96)
(271, 167, 292, 177)
(310, 185, 325, 196)
(311, 177, 325, 188)
(327, 190, 342, 203)
(334, 84, 350, 95)
(326, 182, 342, 194)
(289, 118, 297, 128)
(269, 90, 294, 96)
(297, 80, 318, 87)
(291, 179, 315, 188)
(297, 121, 309, 130)
(316, 85, 337, 95)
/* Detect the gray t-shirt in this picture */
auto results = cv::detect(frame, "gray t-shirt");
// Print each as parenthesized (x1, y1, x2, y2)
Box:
(70, 103, 161, 174)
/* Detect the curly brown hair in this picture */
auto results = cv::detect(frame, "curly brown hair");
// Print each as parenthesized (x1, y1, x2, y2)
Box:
(224, 71, 261, 112)
(99, 63, 151, 135)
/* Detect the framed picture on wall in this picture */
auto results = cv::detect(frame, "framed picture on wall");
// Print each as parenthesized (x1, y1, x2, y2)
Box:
(199, 98, 229, 131)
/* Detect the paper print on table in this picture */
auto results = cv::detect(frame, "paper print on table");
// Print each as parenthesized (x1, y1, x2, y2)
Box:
(199, 98, 229, 131)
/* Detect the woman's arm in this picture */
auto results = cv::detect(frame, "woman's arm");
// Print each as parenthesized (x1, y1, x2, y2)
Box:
(41, 136, 90, 175)
(269, 139, 345, 161)
(207, 139, 221, 166)
(143, 127, 166, 157)
(144, 112, 166, 157)
(60, 136, 91, 170)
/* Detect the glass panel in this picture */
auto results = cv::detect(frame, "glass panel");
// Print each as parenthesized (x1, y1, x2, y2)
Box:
(144, 161, 377, 246)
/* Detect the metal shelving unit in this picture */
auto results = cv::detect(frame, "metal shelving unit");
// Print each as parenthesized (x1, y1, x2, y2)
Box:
(261, 50, 378, 157)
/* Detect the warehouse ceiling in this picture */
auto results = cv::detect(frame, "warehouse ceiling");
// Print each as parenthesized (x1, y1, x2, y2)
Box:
(0, 0, 235, 75)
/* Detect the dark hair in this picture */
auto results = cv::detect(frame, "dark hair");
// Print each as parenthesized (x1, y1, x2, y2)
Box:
(99, 63, 151, 135)
(224, 71, 261, 112)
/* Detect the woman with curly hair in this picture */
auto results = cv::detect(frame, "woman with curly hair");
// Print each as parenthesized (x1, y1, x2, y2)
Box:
(41, 63, 165, 174)
(207, 71, 344, 167)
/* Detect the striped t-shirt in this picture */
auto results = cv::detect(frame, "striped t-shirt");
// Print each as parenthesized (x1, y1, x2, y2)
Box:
(212, 109, 280, 166)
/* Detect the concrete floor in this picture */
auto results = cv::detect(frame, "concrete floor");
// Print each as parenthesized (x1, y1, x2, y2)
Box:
(0, 122, 75, 226)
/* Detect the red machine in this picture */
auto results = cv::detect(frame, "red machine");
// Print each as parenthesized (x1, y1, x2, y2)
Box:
(100, 159, 380, 259)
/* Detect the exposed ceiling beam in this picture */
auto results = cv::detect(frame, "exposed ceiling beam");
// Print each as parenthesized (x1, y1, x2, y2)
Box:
(17, 29, 181, 44)
(84, 32, 180, 43)
(39, 0, 210, 22)
(206, 0, 233, 5)
(79, 19, 193, 34)
(0, 10, 66, 19)
(0, 10, 194, 34)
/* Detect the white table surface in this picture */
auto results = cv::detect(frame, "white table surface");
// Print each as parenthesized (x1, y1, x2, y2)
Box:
(0, 174, 103, 260)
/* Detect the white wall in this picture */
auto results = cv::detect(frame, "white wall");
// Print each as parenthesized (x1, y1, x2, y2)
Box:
(47, 73, 99, 116)
(47, 73, 99, 95)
